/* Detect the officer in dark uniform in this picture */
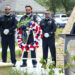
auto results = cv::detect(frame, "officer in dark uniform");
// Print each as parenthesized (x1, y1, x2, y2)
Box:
(40, 10, 57, 66)
(20, 5, 37, 67)
(70, 23, 75, 34)
(0, 5, 17, 66)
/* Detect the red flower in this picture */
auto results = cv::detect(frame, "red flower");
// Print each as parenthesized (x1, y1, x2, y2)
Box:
(21, 46, 25, 51)
(17, 22, 42, 51)
(41, 34, 43, 38)
(18, 29, 22, 34)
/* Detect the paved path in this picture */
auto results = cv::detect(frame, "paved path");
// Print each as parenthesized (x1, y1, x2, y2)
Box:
(14, 59, 64, 75)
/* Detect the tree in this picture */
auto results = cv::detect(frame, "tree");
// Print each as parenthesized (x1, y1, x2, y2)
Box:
(35, 0, 75, 14)
(49, 0, 56, 14)
(35, 0, 63, 14)
(61, 0, 75, 14)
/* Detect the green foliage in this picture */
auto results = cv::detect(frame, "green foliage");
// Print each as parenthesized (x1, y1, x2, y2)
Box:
(40, 58, 63, 75)
(48, 62, 55, 75)
(17, 17, 29, 28)
(17, 17, 34, 44)
(5, 69, 34, 75)
(48, 62, 55, 69)
(35, 0, 75, 14)
(59, 70, 62, 74)
(17, 17, 33, 28)
(41, 73, 45, 75)
(40, 58, 47, 69)
(49, 69, 55, 75)
(6, 69, 21, 75)
(71, 55, 75, 61)
(24, 69, 28, 75)
(65, 63, 71, 69)
(56, 64, 64, 73)
(62, 50, 75, 70)
(61, 0, 75, 13)
(16, 49, 22, 57)
(70, 64, 75, 68)
(35, 0, 50, 8)
(40, 58, 46, 64)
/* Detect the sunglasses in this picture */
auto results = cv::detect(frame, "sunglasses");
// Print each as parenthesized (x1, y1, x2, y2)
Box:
(5, 9, 10, 11)
(45, 13, 50, 15)
(26, 9, 31, 11)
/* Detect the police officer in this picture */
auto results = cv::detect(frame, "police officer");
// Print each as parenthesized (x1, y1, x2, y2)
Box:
(70, 23, 75, 34)
(0, 5, 17, 66)
(40, 10, 57, 66)
(20, 5, 37, 67)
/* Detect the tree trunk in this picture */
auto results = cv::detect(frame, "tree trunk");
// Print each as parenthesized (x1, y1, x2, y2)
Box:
(62, 0, 68, 14)
(50, 0, 56, 15)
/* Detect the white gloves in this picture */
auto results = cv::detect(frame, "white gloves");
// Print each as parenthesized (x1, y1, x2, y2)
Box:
(3, 29, 9, 35)
(44, 33, 49, 38)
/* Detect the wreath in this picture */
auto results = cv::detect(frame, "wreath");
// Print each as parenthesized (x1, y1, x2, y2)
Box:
(17, 17, 43, 52)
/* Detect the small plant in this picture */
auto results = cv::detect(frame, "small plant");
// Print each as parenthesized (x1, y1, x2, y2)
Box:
(49, 69, 55, 75)
(40, 58, 63, 75)
(71, 55, 75, 61)
(16, 49, 22, 57)
(56, 64, 64, 73)
(48, 62, 55, 75)
(5, 69, 21, 75)
(40, 58, 47, 69)
(24, 69, 34, 75)
(17, 17, 34, 28)
(65, 63, 71, 69)
(24, 69, 28, 75)
(5, 68, 33, 75)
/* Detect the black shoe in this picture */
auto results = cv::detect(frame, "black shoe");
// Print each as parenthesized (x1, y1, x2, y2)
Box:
(20, 64, 27, 67)
(13, 63, 16, 67)
(13, 64, 16, 67)
(12, 63, 16, 67)
(33, 65, 37, 68)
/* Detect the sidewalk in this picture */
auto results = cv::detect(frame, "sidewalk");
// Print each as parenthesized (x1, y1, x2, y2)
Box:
(14, 59, 64, 75)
